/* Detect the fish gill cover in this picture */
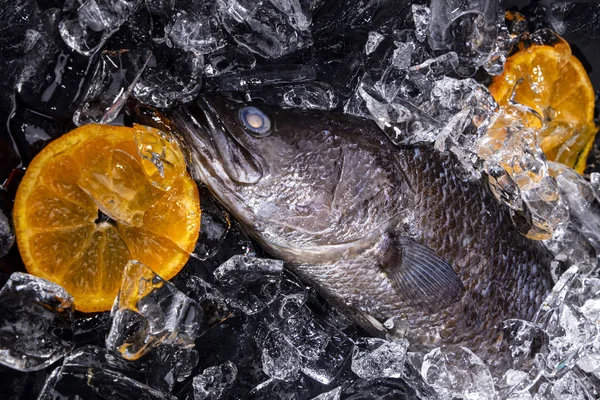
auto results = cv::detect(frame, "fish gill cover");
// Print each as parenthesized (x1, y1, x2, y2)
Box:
(0, 0, 600, 399)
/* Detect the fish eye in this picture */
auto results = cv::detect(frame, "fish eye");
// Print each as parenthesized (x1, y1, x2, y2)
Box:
(239, 106, 271, 137)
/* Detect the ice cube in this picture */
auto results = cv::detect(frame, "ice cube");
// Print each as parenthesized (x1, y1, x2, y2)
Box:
(193, 361, 237, 400)
(365, 32, 385, 55)
(412, 5, 430, 43)
(106, 260, 201, 360)
(421, 345, 497, 400)
(0, 208, 15, 258)
(173, 274, 231, 329)
(351, 337, 408, 379)
(190, 187, 231, 262)
(73, 49, 152, 126)
(281, 305, 353, 384)
(143, 345, 199, 393)
(72, 312, 112, 346)
(428, 0, 501, 68)
(281, 82, 338, 110)
(261, 329, 302, 381)
(534, 371, 588, 400)
(499, 320, 548, 395)
(133, 124, 186, 191)
(133, 47, 204, 109)
(59, 0, 141, 56)
(38, 364, 174, 400)
(203, 45, 256, 77)
(204, 64, 316, 93)
(0, 273, 74, 371)
(310, 386, 342, 400)
(213, 255, 284, 315)
(216, 0, 313, 59)
(166, 10, 226, 55)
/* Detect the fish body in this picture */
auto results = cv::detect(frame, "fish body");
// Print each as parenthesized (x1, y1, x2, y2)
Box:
(171, 96, 554, 364)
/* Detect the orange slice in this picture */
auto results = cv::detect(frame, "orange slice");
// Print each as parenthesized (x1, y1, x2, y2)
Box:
(488, 33, 598, 173)
(13, 124, 201, 312)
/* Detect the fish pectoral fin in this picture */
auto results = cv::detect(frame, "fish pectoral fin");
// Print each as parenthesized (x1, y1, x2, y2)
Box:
(380, 235, 464, 313)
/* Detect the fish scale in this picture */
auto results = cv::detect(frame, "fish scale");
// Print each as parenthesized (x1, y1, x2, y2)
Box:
(399, 148, 553, 357)
(172, 95, 555, 368)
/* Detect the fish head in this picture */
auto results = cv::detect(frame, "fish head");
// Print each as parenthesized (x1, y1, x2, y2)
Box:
(172, 95, 343, 247)
(171, 95, 406, 255)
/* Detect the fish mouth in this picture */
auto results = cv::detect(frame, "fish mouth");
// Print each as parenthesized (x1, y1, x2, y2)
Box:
(170, 96, 263, 185)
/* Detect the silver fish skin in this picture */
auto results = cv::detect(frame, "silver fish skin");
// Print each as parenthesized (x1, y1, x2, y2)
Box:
(171, 95, 554, 366)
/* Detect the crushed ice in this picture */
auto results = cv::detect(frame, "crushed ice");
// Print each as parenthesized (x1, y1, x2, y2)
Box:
(2, 0, 600, 398)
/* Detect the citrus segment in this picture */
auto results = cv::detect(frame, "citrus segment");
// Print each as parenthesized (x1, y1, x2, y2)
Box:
(488, 33, 598, 173)
(27, 224, 95, 280)
(78, 149, 160, 227)
(99, 225, 131, 294)
(13, 124, 201, 312)
(26, 185, 95, 230)
(41, 155, 98, 210)
(117, 225, 191, 281)
(143, 178, 200, 250)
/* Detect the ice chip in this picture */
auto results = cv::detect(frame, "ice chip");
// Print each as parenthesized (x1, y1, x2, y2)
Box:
(213, 255, 284, 315)
(261, 329, 302, 382)
(421, 345, 497, 400)
(193, 361, 237, 400)
(577, 336, 600, 373)
(391, 41, 414, 70)
(533, 269, 600, 377)
(351, 337, 408, 379)
(520, 175, 569, 241)
(190, 187, 231, 262)
(174, 274, 231, 330)
(0, 208, 15, 257)
(0, 273, 74, 371)
(64, 345, 142, 379)
(106, 260, 201, 360)
(502, 320, 549, 371)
